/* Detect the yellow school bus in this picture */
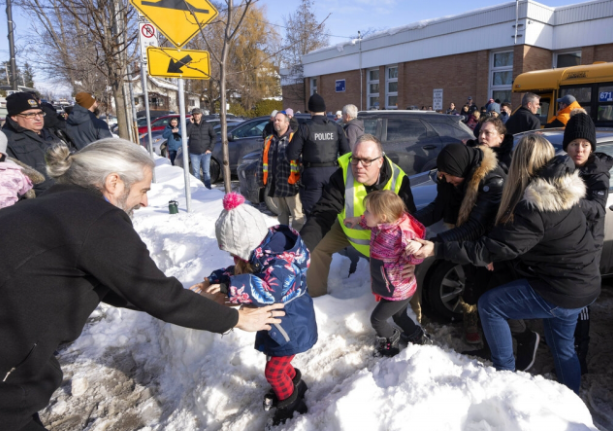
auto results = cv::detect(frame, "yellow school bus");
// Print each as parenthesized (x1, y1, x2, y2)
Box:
(513, 62, 613, 127)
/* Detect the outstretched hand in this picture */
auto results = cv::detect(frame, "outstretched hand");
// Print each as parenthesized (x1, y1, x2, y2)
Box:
(412, 238, 435, 259)
(235, 303, 285, 332)
(405, 240, 422, 256)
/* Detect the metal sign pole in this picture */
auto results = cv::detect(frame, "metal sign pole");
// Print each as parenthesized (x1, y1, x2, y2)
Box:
(138, 20, 156, 183)
(178, 78, 192, 212)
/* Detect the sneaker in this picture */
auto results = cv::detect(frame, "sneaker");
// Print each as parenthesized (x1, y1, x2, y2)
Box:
(375, 329, 401, 357)
(515, 330, 540, 371)
(463, 308, 482, 345)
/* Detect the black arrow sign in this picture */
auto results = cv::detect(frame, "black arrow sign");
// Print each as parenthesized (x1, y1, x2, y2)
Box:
(167, 55, 193, 74)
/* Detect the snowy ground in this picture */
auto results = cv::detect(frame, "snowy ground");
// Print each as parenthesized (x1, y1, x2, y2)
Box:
(40, 158, 610, 431)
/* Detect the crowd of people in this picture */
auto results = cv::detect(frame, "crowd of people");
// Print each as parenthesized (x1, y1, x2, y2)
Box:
(0, 89, 607, 430)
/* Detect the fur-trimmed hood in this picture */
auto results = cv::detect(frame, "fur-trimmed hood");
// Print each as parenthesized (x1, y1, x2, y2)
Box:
(524, 155, 585, 212)
(457, 145, 500, 225)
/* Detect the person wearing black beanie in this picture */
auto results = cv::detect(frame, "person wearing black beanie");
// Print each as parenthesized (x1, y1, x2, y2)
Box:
(415, 142, 506, 345)
(286, 93, 350, 216)
(564, 110, 613, 375)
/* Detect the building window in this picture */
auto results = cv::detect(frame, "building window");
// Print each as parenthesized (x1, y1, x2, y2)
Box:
(554, 50, 581, 68)
(489, 50, 513, 103)
(386, 66, 398, 109)
(311, 78, 317, 96)
(367, 68, 379, 110)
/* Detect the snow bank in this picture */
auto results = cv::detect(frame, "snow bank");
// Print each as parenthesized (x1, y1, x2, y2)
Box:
(46, 158, 598, 430)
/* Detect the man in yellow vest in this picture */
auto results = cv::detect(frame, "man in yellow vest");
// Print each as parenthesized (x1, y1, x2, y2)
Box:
(257, 111, 305, 230)
(300, 134, 417, 298)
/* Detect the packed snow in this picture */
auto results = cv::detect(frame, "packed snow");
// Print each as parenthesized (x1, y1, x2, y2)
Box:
(41, 158, 599, 431)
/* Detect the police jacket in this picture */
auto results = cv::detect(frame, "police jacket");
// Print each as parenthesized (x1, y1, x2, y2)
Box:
(505, 106, 541, 135)
(435, 156, 601, 310)
(286, 115, 350, 166)
(0, 185, 239, 430)
(300, 158, 416, 252)
(186, 119, 216, 154)
(208, 226, 317, 357)
(415, 146, 506, 243)
(579, 152, 613, 247)
(66, 104, 113, 150)
(2, 118, 60, 194)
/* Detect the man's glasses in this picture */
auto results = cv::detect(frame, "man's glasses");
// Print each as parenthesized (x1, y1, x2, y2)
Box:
(18, 112, 46, 119)
(349, 156, 381, 167)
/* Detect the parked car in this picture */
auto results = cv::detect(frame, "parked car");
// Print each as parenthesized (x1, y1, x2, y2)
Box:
(137, 114, 191, 135)
(413, 128, 613, 321)
(239, 111, 473, 212)
(175, 116, 271, 183)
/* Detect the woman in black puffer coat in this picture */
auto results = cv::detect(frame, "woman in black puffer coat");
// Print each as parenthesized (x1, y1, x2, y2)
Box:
(467, 117, 513, 174)
(564, 110, 613, 375)
(415, 134, 600, 394)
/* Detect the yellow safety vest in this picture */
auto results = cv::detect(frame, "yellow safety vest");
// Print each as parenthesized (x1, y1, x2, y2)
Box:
(337, 153, 406, 257)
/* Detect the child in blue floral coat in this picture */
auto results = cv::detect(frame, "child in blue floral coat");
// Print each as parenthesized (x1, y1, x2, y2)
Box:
(191, 193, 317, 426)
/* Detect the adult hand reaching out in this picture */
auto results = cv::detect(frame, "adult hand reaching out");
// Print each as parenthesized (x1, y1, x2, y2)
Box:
(413, 238, 436, 259)
(236, 304, 285, 332)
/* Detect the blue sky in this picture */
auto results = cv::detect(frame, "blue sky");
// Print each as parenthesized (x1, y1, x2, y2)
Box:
(0, 0, 590, 86)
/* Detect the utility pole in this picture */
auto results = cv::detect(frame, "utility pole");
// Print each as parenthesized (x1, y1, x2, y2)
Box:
(6, 0, 18, 91)
(358, 30, 362, 111)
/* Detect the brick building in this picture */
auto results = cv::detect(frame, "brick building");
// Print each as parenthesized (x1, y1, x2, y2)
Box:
(281, 0, 613, 113)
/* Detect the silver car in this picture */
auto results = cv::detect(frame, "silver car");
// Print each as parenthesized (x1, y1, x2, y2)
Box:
(413, 128, 613, 321)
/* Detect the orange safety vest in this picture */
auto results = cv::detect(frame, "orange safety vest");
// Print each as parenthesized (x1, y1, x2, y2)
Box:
(262, 132, 300, 185)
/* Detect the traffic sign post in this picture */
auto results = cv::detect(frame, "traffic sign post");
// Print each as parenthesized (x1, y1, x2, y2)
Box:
(129, 0, 218, 48)
(147, 47, 210, 79)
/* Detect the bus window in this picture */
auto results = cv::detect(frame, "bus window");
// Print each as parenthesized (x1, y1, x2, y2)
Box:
(599, 106, 613, 122)
(538, 98, 550, 125)
(597, 85, 613, 123)
(559, 86, 592, 107)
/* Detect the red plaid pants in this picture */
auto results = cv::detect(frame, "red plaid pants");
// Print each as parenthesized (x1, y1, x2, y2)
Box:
(265, 355, 296, 401)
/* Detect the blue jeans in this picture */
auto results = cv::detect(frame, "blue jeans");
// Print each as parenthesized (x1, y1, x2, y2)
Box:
(168, 150, 177, 166)
(189, 152, 211, 188)
(478, 279, 583, 394)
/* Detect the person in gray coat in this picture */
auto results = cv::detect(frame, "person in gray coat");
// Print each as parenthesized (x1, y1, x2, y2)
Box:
(66, 92, 112, 150)
(342, 104, 364, 150)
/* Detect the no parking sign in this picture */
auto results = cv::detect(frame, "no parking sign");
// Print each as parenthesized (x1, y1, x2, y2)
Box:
(139, 22, 158, 63)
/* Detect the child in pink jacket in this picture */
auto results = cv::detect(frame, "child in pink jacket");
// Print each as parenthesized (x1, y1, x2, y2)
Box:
(345, 190, 431, 357)
(0, 132, 33, 209)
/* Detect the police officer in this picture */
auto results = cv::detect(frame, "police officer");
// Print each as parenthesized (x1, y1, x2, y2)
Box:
(286, 93, 350, 216)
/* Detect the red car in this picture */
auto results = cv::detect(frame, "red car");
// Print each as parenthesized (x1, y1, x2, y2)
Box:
(137, 114, 191, 135)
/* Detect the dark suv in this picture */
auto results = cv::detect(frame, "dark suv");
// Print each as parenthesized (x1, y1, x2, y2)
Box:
(358, 111, 474, 175)
(238, 111, 473, 212)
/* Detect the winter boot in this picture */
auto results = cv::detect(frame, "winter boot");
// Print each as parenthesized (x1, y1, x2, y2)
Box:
(263, 369, 308, 411)
(375, 329, 401, 357)
(463, 304, 482, 345)
(271, 387, 308, 426)
(514, 330, 540, 372)
(402, 327, 433, 346)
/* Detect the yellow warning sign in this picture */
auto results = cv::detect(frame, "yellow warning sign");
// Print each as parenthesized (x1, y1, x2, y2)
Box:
(147, 47, 210, 79)
(130, 0, 218, 48)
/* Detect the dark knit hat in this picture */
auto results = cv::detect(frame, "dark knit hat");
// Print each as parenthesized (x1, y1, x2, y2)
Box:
(75, 92, 96, 109)
(437, 143, 477, 178)
(308, 93, 326, 112)
(563, 113, 596, 152)
(7, 92, 41, 116)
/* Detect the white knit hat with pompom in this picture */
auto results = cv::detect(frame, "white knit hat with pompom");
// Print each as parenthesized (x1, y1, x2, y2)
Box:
(215, 192, 269, 261)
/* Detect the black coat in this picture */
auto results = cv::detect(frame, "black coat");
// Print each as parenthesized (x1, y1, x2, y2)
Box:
(262, 120, 275, 139)
(300, 158, 416, 252)
(467, 134, 514, 174)
(415, 146, 506, 243)
(186, 120, 216, 154)
(66, 104, 113, 150)
(579, 153, 613, 247)
(2, 118, 61, 194)
(436, 156, 601, 309)
(0, 185, 239, 430)
(286, 115, 350, 164)
(505, 106, 541, 135)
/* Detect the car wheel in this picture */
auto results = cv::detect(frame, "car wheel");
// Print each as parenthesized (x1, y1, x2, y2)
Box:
(207, 158, 221, 183)
(426, 260, 465, 321)
(264, 183, 281, 215)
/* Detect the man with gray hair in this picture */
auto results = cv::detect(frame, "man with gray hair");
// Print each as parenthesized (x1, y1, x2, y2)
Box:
(342, 104, 364, 150)
(504, 92, 541, 135)
(0, 139, 284, 431)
